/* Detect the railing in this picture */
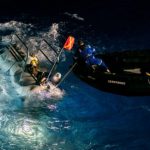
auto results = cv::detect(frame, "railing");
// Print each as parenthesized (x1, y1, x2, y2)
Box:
(42, 39, 59, 55)
(14, 34, 29, 67)
(38, 48, 53, 65)
(7, 34, 61, 84)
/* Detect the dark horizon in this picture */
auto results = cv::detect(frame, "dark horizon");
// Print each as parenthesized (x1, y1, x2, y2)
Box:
(1, 0, 150, 33)
(0, 0, 149, 18)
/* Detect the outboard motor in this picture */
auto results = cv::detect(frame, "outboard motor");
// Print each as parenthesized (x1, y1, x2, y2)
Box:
(51, 72, 62, 85)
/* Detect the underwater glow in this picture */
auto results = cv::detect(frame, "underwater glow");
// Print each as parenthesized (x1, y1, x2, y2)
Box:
(0, 18, 150, 150)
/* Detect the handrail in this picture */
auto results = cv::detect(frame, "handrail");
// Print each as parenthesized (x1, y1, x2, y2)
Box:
(42, 39, 58, 55)
(38, 48, 53, 65)
(14, 34, 29, 68)
(46, 47, 63, 82)
(6, 45, 21, 61)
(11, 34, 37, 82)
(9, 43, 26, 62)
(56, 62, 77, 87)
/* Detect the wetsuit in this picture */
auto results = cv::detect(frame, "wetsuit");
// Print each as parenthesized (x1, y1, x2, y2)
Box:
(79, 45, 109, 71)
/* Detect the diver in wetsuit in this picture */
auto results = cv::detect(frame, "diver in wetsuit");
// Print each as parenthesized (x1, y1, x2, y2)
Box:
(75, 40, 110, 73)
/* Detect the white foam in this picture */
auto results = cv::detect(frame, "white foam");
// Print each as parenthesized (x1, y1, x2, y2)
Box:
(19, 83, 64, 108)
(28, 82, 64, 100)
(0, 20, 65, 104)
(48, 23, 59, 40)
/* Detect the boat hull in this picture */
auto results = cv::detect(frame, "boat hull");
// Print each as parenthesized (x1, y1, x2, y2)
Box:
(73, 50, 150, 96)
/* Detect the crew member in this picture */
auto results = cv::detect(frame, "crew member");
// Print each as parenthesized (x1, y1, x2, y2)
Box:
(76, 40, 110, 73)
(26, 53, 39, 77)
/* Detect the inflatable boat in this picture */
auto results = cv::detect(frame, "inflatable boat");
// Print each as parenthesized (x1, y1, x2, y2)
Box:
(73, 49, 150, 96)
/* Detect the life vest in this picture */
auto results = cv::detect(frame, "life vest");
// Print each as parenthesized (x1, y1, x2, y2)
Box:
(30, 57, 39, 67)
(80, 45, 95, 60)
(79, 45, 102, 66)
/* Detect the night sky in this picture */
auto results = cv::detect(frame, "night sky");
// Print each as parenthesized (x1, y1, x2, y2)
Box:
(0, 0, 149, 17)
(0, 0, 150, 28)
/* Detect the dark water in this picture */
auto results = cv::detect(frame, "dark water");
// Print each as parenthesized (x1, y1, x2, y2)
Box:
(0, 1, 150, 149)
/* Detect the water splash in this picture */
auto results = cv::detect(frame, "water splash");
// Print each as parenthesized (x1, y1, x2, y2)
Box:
(0, 20, 65, 106)
(20, 83, 65, 108)
(48, 23, 59, 41)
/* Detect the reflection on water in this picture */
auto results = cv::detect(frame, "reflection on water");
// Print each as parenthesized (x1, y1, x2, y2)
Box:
(0, 19, 150, 150)
(0, 110, 72, 149)
(0, 20, 68, 149)
(0, 71, 69, 149)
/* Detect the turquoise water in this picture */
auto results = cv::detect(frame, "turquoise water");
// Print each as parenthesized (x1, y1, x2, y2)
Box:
(0, 67, 150, 149)
(0, 14, 150, 149)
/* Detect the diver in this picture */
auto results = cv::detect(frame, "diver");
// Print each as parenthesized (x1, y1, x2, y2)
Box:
(75, 40, 110, 73)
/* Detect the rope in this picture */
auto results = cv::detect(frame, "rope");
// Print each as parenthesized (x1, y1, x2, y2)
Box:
(56, 62, 77, 88)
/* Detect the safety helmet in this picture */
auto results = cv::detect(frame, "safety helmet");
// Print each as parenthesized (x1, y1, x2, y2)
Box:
(30, 60, 37, 67)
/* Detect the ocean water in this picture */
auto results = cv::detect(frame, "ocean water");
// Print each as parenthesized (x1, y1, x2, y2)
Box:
(0, 10, 150, 150)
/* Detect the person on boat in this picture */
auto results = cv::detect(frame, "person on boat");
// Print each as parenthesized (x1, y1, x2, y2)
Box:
(26, 52, 39, 77)
(36, 71, 48, 85)
(75, 40, 110, 73)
